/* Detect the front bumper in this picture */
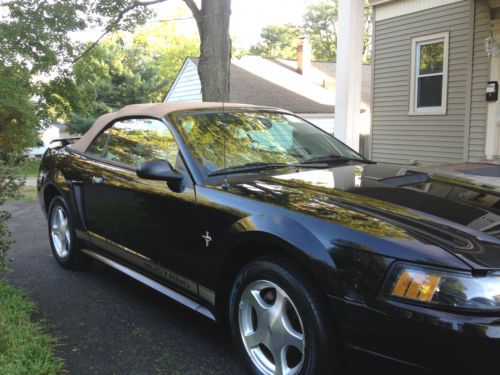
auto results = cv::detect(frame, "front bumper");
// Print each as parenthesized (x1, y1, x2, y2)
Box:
(329, 296, 500, 373)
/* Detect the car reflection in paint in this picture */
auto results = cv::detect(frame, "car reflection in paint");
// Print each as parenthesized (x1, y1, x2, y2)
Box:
(39, 103, 500, 374)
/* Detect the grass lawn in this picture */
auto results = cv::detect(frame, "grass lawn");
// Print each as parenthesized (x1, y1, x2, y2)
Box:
(0, 282, 64, 375)
(19, 158, 40, 178)
(19, 186, 38, 202)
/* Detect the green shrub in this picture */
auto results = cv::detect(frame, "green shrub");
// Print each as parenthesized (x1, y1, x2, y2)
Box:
(0, 156, 25, 272)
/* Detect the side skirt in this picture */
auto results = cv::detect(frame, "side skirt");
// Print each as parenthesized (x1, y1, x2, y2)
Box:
(81, 248, 216, 321)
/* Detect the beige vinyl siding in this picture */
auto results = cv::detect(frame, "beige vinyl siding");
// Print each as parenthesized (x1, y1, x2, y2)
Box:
(467, 0, 489, 161)
(371, 0, 471, 164)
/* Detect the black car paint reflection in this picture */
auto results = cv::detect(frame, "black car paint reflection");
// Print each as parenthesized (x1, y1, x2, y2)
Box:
(38, 111, 500, 373)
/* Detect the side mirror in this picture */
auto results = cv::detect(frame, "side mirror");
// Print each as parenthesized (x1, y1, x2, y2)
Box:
(136, 160, 184, 192)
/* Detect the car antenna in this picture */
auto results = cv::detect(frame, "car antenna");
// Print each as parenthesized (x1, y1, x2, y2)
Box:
(222, 128, 229, 190)
(221, 30, 230, 191)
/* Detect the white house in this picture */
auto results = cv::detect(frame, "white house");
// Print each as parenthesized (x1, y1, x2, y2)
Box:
(27, 123, 68, 157)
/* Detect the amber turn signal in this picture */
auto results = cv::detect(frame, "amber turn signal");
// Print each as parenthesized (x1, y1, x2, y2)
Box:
(391, 270, 441, 302)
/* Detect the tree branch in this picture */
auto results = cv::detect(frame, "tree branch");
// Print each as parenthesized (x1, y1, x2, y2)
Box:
(73, 30, 109, 63)
(135, 0, 169, 6)
(73, 0, 169, 63)
(182, 0, 200, 24)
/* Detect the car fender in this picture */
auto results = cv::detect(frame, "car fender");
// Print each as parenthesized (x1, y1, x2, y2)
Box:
(219, 213, 340, 296)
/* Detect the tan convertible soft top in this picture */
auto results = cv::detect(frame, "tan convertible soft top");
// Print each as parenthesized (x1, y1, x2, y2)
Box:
(71, 102, 281, 153)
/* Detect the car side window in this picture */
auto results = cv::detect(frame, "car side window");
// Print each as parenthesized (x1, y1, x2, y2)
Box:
(86, 118, 180, 168)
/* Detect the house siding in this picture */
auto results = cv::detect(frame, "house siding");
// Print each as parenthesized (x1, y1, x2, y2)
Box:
(467, 0, 489, 161)
(164, 58, 202, 103)
(371, 0, 475, 164)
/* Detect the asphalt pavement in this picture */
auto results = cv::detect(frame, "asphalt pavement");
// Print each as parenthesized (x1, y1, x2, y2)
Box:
(3, 200, 248, 375)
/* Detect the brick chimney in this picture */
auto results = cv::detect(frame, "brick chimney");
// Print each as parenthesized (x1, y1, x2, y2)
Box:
(297, 37, 312, 75)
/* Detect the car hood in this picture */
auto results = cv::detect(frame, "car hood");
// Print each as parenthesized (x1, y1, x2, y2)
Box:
(223, 163, 500, 270)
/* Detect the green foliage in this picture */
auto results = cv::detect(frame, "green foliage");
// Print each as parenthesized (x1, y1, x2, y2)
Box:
(0, 156, 25, 273)
(0, 0, 171, 136)
(249, 0, 372, 63)
(249, 24, 302, 60)
(419, 42, 444, 74)
(18, 158, 40, 178)
(66, 113, 98, 136)
(0, 283, 64, 374)
(46, 23, 199, 135)
(362, 0, 373, 63)
(303, 0, 372, 62)
(0, 63, 38, 157)
(303, 1, 338, 61)
(0, 0, 86, 72)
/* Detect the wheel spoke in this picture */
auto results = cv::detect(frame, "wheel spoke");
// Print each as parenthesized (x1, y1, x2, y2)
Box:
(272, 347, 287, 375)
(57, 209, 64, 226)
(281, 305, 305, 353)
(64, 230, 71, 248)
(249, 290, 270, 316)
(284, 327, 304, 353)
(271, 289, 286, 318)
(244, 325, 266, 348)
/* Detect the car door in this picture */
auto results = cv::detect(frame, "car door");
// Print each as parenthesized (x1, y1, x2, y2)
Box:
(78, 117, 201, 293)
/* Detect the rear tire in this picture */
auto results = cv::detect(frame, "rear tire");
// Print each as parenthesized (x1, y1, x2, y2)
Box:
(48, 196, 88, 270)
(228, 256, 338, 375)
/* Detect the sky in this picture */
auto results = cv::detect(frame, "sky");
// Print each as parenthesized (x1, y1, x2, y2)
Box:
(74, 0, 319, 49)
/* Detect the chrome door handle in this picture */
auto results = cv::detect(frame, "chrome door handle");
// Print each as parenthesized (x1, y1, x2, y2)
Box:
(91, 176, 104, 184)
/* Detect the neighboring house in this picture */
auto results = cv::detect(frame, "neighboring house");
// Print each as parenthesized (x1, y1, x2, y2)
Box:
(370, 0, 500, 165)
(163, 45, 372, 136)
(27, 123, 68, 157)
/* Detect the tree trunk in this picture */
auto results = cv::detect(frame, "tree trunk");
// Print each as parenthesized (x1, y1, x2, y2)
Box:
(197, 0, 231, 102)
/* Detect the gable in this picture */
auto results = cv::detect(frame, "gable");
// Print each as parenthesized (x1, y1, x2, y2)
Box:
(164, 58, 202, 103)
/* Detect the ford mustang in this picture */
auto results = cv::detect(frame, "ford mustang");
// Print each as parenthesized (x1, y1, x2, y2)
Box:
(38, 103, 500, 374)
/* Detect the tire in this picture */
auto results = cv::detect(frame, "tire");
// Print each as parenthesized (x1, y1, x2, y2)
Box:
(229, 256, 338, 375)
(47, 196, 88, 270)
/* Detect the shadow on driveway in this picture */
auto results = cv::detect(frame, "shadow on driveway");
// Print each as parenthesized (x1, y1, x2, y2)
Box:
(4, 200, 248, 375)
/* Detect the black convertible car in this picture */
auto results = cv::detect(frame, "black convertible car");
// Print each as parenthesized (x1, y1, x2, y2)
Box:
(38, 103, 499, 374)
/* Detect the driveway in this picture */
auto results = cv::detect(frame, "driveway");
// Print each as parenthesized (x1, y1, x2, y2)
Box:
(4, 200, 247, 375)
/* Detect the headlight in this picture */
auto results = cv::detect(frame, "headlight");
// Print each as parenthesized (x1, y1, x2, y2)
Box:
(383, 263, 500, 311)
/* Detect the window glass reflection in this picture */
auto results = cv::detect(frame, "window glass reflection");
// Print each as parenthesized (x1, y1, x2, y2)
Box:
(87, 118, 179, 167)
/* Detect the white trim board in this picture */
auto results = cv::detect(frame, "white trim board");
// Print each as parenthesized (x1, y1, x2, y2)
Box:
(374, 0, 466, 21)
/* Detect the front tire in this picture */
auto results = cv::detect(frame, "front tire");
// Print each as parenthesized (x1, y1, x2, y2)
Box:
(48, 196, 88, 269)
(229, 257, 337, 375)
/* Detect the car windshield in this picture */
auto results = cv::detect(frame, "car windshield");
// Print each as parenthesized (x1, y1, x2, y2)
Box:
(175, 111, 364, 175)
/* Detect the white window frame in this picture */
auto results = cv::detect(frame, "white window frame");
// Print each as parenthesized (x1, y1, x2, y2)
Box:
(409, 32, 449, 116)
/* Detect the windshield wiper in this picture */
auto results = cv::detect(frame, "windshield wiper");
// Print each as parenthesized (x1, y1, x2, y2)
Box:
(208, 156, 370, 177)
(300, 155, 366, 164)
(208, 162, 291, 176)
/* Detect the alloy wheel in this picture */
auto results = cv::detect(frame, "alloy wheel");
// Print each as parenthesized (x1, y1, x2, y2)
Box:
(50, 206, 71, 258)
(239, 280, 305, 375)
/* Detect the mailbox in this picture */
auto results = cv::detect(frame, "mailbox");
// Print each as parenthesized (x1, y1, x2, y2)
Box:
(486, 81, 498, 101)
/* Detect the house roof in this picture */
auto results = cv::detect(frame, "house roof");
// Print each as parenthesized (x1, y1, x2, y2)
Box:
(71, 102, 280, 152)
(271, 58, 372, 108)
(182, 56, 371, 114)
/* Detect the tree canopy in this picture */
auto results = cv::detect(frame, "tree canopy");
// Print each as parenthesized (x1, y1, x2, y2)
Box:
(302, 1, 338, 61)
(249, 24, 302, 60)
(249, 0, 372, 63)
(45, 23, 199, 134)
(1, 0, 232, 147)
(0, 63, 38, 156)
